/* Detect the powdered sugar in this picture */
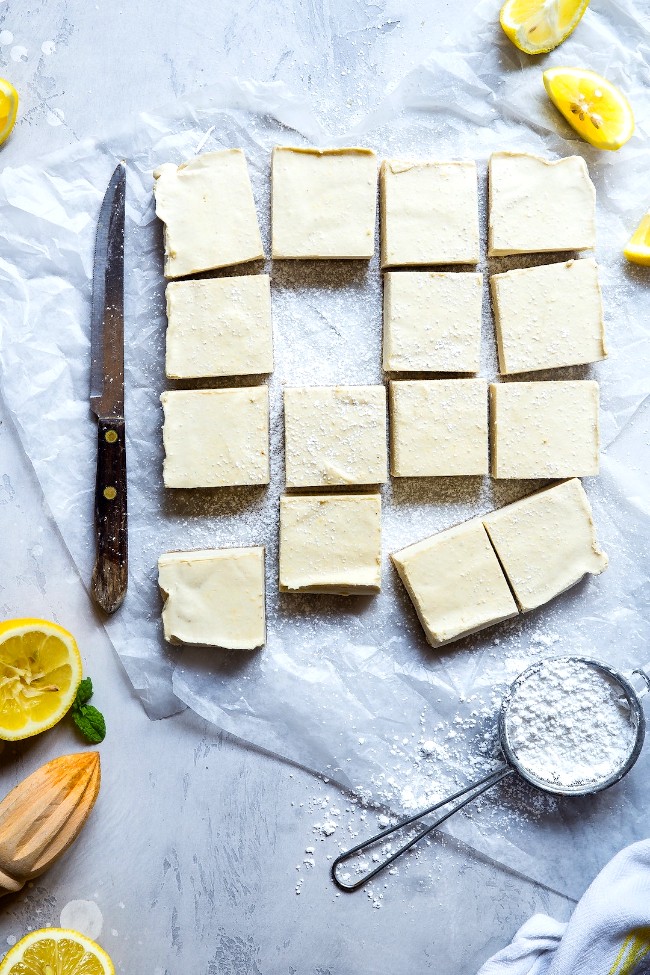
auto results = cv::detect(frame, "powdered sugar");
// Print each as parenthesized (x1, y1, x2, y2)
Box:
(504, 658, 637, 791)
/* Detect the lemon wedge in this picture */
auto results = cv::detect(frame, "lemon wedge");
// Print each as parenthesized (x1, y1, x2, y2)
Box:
(500, 0, 589, 55)
(0, 78, 18, 146)
(0, 928, 114, 975)
(624, 211, 650, 267)
(0, 618, 83, 740)
(543, 67, 635, 150)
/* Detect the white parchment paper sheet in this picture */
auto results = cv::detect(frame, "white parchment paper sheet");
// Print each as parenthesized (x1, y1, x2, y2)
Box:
(0, 0, 649, 898)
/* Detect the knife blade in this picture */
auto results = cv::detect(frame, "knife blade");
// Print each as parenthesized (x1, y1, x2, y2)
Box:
(89, 163, 128, 614)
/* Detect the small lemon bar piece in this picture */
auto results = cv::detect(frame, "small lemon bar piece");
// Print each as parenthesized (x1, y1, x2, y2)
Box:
(490, 259, 606, 375)
(161, 387, 269, 488)
(392, 520, 518, 647)
(490, 380, 599, 479)
(153, 149, 264, 278)
(383, 271, 483, 373)
(158, 547, 266, 649)
(271, 147, 377, 259)
(483, 478, 608, 613)
(390, 379, 488, 477)
(380, 160, 480, 268)
(279, 494, 381, 595)
(165, 274, 273, 379)
(488, 152, 596, 256)
(284, 385, 387, 488)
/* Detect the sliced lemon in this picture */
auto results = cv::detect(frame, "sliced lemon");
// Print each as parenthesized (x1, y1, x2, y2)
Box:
(0, 618, 83, 740)
(624, 211, 650, 267)
(0, 78, 18, 146)
(500, 0, 589, 55)
(543, 67, 635, 150)
(0, 928, 114, 975)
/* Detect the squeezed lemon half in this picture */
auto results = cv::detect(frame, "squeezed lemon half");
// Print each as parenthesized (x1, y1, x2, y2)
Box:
(500, 0, 590, 55)
(0, 618, 83, 740)
(543, 67, 635, 150)
(624, 212, 650, 267)
(0, 928, 114, 975)
(0, 78, 18, 146)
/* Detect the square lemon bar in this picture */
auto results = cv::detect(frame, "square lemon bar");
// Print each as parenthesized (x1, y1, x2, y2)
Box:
(271, 147, 377, 259)
(161, 387, 270, 488)
(165, 274, 273, 379)
(284, 385, 387, 488)
(380, 160, 480, 267)
(490, 380, 599, 479)
(159, 547, 266, 649)
(383, 271, 483, 373)
(390, 379, 488, 477)
(490, 259, 606, 375)
(488, 152, 596, 257)
(279, 494, 381, 594)
(153, 149, 264, 278)
(483, 478, 607, 612)
(392, 520, 518, 647)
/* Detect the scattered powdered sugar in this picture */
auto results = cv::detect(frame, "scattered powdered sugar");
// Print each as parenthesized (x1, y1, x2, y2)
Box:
(504, 658, 637, 790)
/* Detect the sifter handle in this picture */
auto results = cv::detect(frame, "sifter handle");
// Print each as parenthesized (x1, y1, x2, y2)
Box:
(331, 765, 514, 892)
(631, 666, 650, 698)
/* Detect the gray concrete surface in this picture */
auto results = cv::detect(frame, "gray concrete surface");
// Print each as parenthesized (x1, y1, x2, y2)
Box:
(0, 1, 578, 971)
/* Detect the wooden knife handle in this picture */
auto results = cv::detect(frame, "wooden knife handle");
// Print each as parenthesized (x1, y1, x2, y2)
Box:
(91, 417, 128, 613)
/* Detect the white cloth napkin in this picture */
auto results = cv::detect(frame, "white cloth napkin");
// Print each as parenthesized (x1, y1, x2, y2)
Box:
(477, 841, 650, 975)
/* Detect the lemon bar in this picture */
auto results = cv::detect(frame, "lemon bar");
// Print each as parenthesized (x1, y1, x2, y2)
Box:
(383, 271, 483, 373)
(271, 147, 377, 259)
(161, 387, 269, 488)
(153, 149, 264, 278)
(490, 259, 606, 374)
(483, 479, 608, 612)
(165, 274, 273, 379)
(392, 520, 518, 647)
(284, 385, 387, 488)
(380, 160, 480, 267)
(159, 547, 266, 649)
(279, 494, 381, 594)
(488, 152, 596, 256)
(390, 379, 488, 477)
(490, 380, 599, 479)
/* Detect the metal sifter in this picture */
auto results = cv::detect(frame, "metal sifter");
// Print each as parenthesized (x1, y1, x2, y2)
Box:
(332, 655, 650, 892)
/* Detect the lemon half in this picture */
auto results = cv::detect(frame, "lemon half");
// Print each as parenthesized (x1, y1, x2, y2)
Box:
(500, 0, 590, 55)
(0, 928, 114, 975)
(0, 618, 83, 740)
(543, 67, 635, 150)
(624, 212, 650, 267)
(0, 78, 18, 146)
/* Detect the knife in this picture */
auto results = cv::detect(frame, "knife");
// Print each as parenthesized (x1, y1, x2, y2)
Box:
(89, 163, 128, 614)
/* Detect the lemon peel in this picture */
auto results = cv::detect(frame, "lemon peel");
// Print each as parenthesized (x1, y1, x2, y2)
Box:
(543, 67, 634, 151)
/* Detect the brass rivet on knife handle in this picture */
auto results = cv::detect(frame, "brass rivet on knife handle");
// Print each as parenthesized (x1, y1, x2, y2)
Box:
(92, 417, 128, 614)
(0, 752, 101, 896)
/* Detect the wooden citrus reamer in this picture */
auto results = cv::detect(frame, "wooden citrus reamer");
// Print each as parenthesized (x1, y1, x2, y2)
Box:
(0, 752, 100, 895)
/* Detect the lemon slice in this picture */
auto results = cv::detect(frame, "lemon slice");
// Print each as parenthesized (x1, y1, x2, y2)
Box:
(0, 928, 114, 975)
(0, 78, 18, 146)
(500, 0, 589, 55)
(543, 67, 635, 150)
(0, 618, 83, 740)
(624, 211, 650, 267)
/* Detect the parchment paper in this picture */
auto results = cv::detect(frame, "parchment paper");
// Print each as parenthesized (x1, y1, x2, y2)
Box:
(0, 0, 649, 898)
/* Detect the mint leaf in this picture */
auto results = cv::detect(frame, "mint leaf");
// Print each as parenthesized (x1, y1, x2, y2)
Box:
(74, 677, 93, 709)
(73, 705, 106, 744)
